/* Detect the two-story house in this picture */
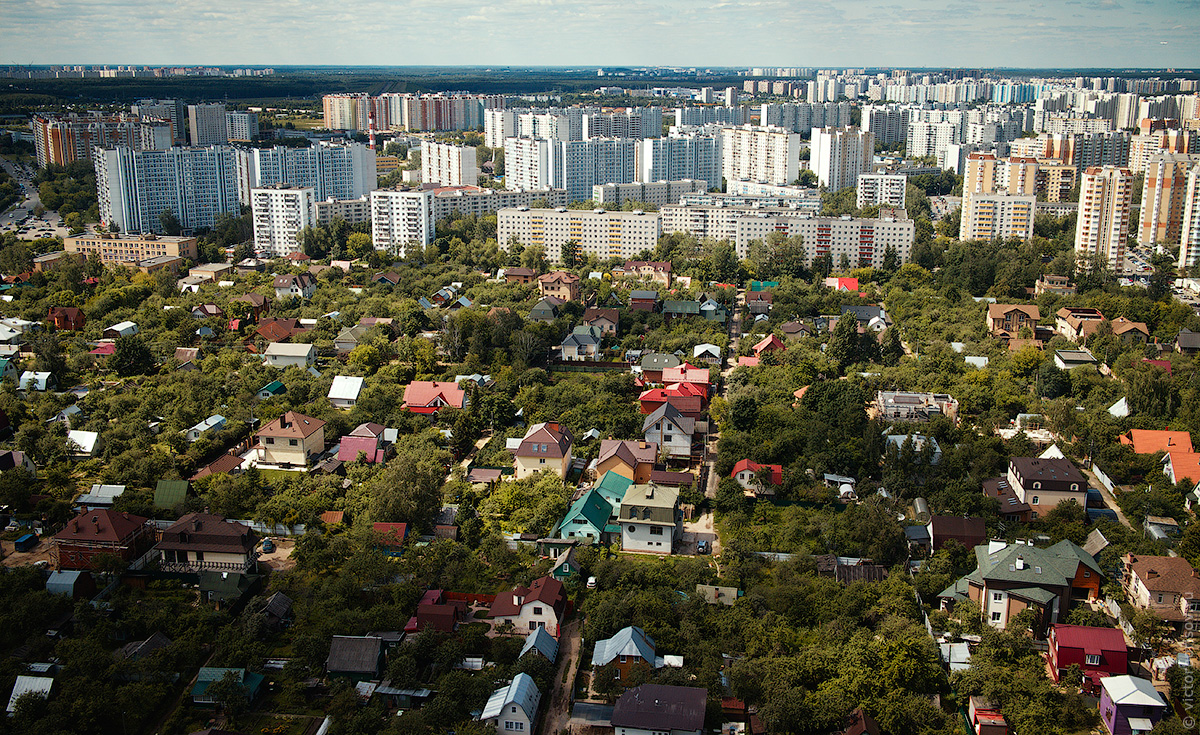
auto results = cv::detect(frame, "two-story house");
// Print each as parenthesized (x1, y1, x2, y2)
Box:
(591, 626, 665, 682)
(479, 673, 541, 735)
(642, 404, 695, 460)
(513, 421, 574, 479)
(629, 290, 659, 312)
(488, 576, 568, 635)
(1008, 457, 1087, 519)
(582, 308, 619, 336)
(620, 261, 671, 286)
(1047, 624, 1128, 689)
(254, 411, 326, 469)
(937, 540, 1102, 637)
(731, 459, 783, 496)
(874, 391, 960, 424)
(987, 304, 1041, 339)
(403, 381, 467, 414)
(1099, 675, 1167, 735)
(1056, 307, 1105, 343)
(155, 513, 258, 573)
(619, 482, 681, 554)
(273, 272, 317, 300)
(611, 684, 706, 735)
(557, 489, 613, 544)
(596, 440, 658, 483)
(51, 509, 151, 571)
(1111, 316, 1150, 345)
(46, 306, 86, 331)
(504, 266, 538, 285)
(1121, 553, 1200, 632)
(559, 326, 603, 361)
(538, 271, 580, 301)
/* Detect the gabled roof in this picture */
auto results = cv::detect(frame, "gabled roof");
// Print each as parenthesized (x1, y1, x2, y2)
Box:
(257, 411, 324, 440)
(662, 363, 709, 385)
(611, 685, 706, 733)
(562, 489, 613, 532)
(403, 381, 466, 410)
(598, 439, 658, 469)
(594, 470, 635, 507)
(154, 480, 189, 509)
(1121, 429, 1193, 455)
(258, 379, 286, 396)
(7, 676, 53, 713)
(1111, 316, 1149, 336)
(630, 290, 659, 300)
(326, 635, 382, 674)
(1051, 624, 1126, 654)
(987, 303, 1040, 320)
(520, 627, 559, 662)
(591, 626, 657, 667)
(973, 540, 1101, 588)
(643, 403, 694, 435)
(1125, 554, 1200, 596)
(328, 375, 364, 401)
(1167, 452, 1200, 485)
(263, 342, 315, 357)
(190, 453, 243, 480)
(481, 673, 540, 720)
(731, 459, 783, 485)
(517, 421, 573, 457)
(159, 513, 255, 554)
(489, 576, 566, 619)
(1101, 675, 1166, 707)
(1178, 328, 1200, 350)
(753, 334, 784, 354)
(640, 353, 680, 370)
(539, 270, 579, 285)
(583, 307, 619, 325)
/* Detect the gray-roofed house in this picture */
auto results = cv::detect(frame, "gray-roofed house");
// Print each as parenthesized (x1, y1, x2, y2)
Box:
(117, 631, 173, 661)
(841, 304, 890, 331)
(639, 352, 680, 382)
(519, 627, 559, 663)
(328, 375, 365, 409)
(643, 403, 694, 459)
(610, 684, 707, 735)
(1054, 349, 1098, 370)
(260, 592, 293, 629)
(591, 626, 664, 682)
(7, 676, 54, 714)
(185, 415, 226, 442)
(479, 673, 541, 735)
(662, 300, 700, 320)
(326, 635, 384, 681)
(1177, 328, 1200, 355)
(619, 482, 681, 554)
(559, 326, 603, 361)
(529, 297, 565, 323)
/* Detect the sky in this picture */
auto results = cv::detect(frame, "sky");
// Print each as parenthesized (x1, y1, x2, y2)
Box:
(1, 0, 1198, 69)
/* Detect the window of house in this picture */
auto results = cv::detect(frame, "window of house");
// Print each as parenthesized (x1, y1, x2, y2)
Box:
(650, 526, 663, 536)
(1086, 654, 1101, 666)
(194, 551, 204, 561)
(619, 655, 627, 664)
(289, 439, 297, 446)
(1033, 482, 1041, 489)
(1157, 594, 1164, 604)
(265, 437, 275, 445)
(1084, 571, 1090, 578)
(627, 525, 636, 533)
(1032, 496, 1040, 505)
(533, 607, 543, 616)
(993, 592, 1003, 602)
(529, 622, 538, 630)
(540, 458, 546, 464)
(511, 707, 517, 713)
(991, 611, 1002, 622)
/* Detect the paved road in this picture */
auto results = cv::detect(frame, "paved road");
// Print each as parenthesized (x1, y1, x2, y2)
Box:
(541, 619, 581, 735)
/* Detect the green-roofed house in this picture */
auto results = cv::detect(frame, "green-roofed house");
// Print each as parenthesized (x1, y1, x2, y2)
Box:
(154, 479, 189, 509)
(0, 357, 17, 382)
(256, 380, 286, 400)
(750, 281, 779, 292)
(557, 489, 613, 544)
(936, 539, 1102, 638)
(662, 300, 700, 320)
(192, 667, 264, 706)
(594, 471, 633, 519)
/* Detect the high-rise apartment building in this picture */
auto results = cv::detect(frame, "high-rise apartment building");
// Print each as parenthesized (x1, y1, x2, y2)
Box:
(504, 138, 555, 192)
(675, 106, 746, 127)
(497, 207, 661, 263)
(188, 104, 228, 146)
(1139, 153, 1200, 247)
(636, 132, 723, 190)
(592, 180, 708, 207)
(722, 125, 802, 186)
(313, 197, 371, 226)
(1178, 163, 1200, 270)
(1075, 166, 1134, 272)
(958, 153, 1038, 241)
(810, 127, 873, 191)
(855, 173, 907, 209)
(422, 141, 480, 186)
(503, 137, 637, 202)
(862, 105, 911, 146)
(235, 142, 376, 205)
(137, 120, 174, 151)
(131, 99, 186, 143)
(94, 146, 241, 234)
(251, 185, 315, 257)
(906, 121, 960, 160)
(322, 93, 375, 131)
(485, 109, 518, 147)
(1129, 129, 1196, 173)
(226, 111, 260, 142)
(582, 108, 663, 139)
(760, 102, 852, 135)
(32, 113, 138, 168)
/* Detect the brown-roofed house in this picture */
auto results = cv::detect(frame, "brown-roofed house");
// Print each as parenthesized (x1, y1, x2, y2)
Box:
(538, 271, 580, 301)
(190, 453, 244, 481)
(988, 304, 1040, 339)
(488, 576, 568, 636)
(582, 308, 619, 336)
(927, 515, 987, 551)
(47, 306, 86, 331)
(504, 267, 538, 285)
(1121, 553, 1200, 626)
(52, 509, 151, 571)
(513, 421, 574, 479)
(1111, 316, 1150, 345)
(596, 439, 659, 483)
(254, 411, 326, 469)
(155, 513, 258, 574)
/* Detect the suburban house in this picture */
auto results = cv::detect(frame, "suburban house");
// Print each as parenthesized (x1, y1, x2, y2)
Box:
(874, 391, 960, 424)
(192, 667, 264, 707)
(885, 433, 943, 464)
(520, 627, 559, 662)
(731, 459, 783, 496)
(512, 421, 574, 479)
(1054, 349, 1098, 370)
(403, 380, 467, 414)
(638, 382, 705, 420)
(504, 266, 538, 285)
(254, 411, 326, 469)
(191, 304, 223, 320)
(662, 300, 701, 320)
(824, 276, 859, 292)
(629, 290, 659, 312)
(596, 440, 659, 483)
(262, 342, 316, 369)
(1099, 675, 1167, 735)
(273, 272, 317, 300)
(692, 343, 721, 365)
(155, 513, 258, 574)
(184, 415, 225, 442)
(19, 371, 55, 392)
(231, 292, 270, 318)
(1120, 430, 1193, 455)
(538, 271, 580, 301)
(529, 296, 565, 322)
(937, 540, 1102, 636)
(619, 482, 681, 554)
(591, 626, 665, 681)
(103, 321, 139, 339)
(698, 297, 728, 323)
(594, 471, 635, 514)
(326, 635, 384, 681)
(582, 308, 619, 335)
(328, 375, 364, 409)
(1164, 452, 1200, 486)
(333, 324, 371, 355)
(1046, 624, 1128, 689)
(642, 404, 694, 460)
(1056, 307, 1105, 343)
(404, 589, 467, 634)
(488, 576, 568, 635)
(250, 317, 308, 344)
(557, 489, 613, 543)
(373, 522, 409, 557)
(550, 545, 580, 581)
(639, 353, 680, 382)
(620, 260, 672, 286)
(479, 673, 541, 735)
(47, 306, 85, 331)
(1178, 328, 1200, 355)
(559, 326, 603, 361)
(1120, 553, 1200, 630)
(1007, 457, 1087, 518)
(610, 684, 706, 735)
(752, 334, 785, 357)
(1111, 317, 1150, 345)
(968, 697, 1007, 735)
(987, 304, 1041, 338)
(1035, 274, 1076, 296)
(51, 509, 150, 571)
(337, 422, 390, 464)
(926, 515, 986, 551)
(257, 380, 286, 400)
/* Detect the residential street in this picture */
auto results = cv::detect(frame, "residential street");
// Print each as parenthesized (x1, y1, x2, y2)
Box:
(541, 619, 581, 735)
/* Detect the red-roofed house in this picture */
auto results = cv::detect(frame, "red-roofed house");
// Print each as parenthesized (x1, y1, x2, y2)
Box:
(373, 522, 409, 557)
(926, 515, 987, 551)
(639, 383, 706, 419)
(752, 334, 784, 357)
(52, 509, 151, 571)
(824, 277, 859, 292)
(405, 589, 467, 634)
(1120, 430, 1194, 456)
(403, 381, 467, 414)
(1047, 624, 1128, 690)
(661, 363, 710, 394)
(337, 423, 389, 464)
(1164, 452, 1200, 486)
(488, 576, 568, 635)
(731, 459, 783, 495)
(47, 306, 86, 331)
(736, 356, 760, 367)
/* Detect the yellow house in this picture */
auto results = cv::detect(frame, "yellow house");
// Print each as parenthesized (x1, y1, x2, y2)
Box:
(254, 411, 326, 469)
(513, 422, 574, 479)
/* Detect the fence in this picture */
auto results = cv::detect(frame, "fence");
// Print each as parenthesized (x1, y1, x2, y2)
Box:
(1092, 463, 1116, 493)
(445, 592, 496, 605)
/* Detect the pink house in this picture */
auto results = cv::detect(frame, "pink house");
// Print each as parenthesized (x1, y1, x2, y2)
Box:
(403, 381, 467, 414)
(337, 423, 389, 463)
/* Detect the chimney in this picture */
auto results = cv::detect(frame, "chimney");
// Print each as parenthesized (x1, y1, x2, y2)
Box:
(91, 515, 99, 524)
(1015, 556, 1025, 570)
(192, 519, 201, 531)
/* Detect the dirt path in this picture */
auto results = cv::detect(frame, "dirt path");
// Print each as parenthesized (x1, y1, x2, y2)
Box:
(1081, 466, 1135, 530)
(541, 619, 581, 735)
(1, 538, 54, 568)
(459, 434, 492, 470)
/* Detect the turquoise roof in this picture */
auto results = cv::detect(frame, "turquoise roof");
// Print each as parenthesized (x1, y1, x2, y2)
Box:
(559, 489, 612, 540)
(259, 380, 285, 395)
(594, 471, 633, 510)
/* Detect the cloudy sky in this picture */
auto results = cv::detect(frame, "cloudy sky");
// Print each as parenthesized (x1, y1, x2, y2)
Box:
(1, 0, 1197, 68)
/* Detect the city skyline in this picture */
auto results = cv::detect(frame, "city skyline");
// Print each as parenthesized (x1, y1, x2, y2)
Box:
(2, 0, 1198, 69)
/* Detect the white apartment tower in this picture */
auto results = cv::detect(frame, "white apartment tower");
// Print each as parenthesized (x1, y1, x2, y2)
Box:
(1140, 152, 1200, 248)
(422, 141, 480, 187)
(94, 146, 241, 234)
(226, 111, 260, 142)
(235, 142, 376, 205)
(1075, 166, 1134, 273)
(188, 104, 228, 146)
(810, 126, 873, 192)
(855, 173, 907, 209)
(504, 137, 637, 202)
(722, 125, 802, 187)
(1178, 163, 1200, 270)
(636, 132, 723, 190)
(371, 189, 435, 256)
(485, 109, 518, 148)
(251, 185, 315, 257)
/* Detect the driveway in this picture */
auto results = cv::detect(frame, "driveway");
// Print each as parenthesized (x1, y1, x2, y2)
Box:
(1081, 466, 1135, 531)
(680, 510, 721, 556)
(541, 619, 581, 735)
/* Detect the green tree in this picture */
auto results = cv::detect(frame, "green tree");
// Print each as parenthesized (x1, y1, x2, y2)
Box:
(827, 314, 860, 372)
(159, 209, 182, 236)
(111, 335, 154, 376)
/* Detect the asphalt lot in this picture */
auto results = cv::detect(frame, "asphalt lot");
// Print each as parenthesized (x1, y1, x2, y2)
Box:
(1, 157, 69, 240)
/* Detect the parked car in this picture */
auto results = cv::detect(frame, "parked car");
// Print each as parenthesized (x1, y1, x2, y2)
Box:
(697, 539, 710, 555)
(261, 538, 275, 553)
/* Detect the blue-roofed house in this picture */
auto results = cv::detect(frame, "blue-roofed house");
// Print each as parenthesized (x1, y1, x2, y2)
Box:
(479, 673, 541, 735)
(185, 415, 226, 442)
(191, 667, 264, 706)
(557, 489, 613, 543)
(519, 627, 559, 663)
(591, 626, 665, 682)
